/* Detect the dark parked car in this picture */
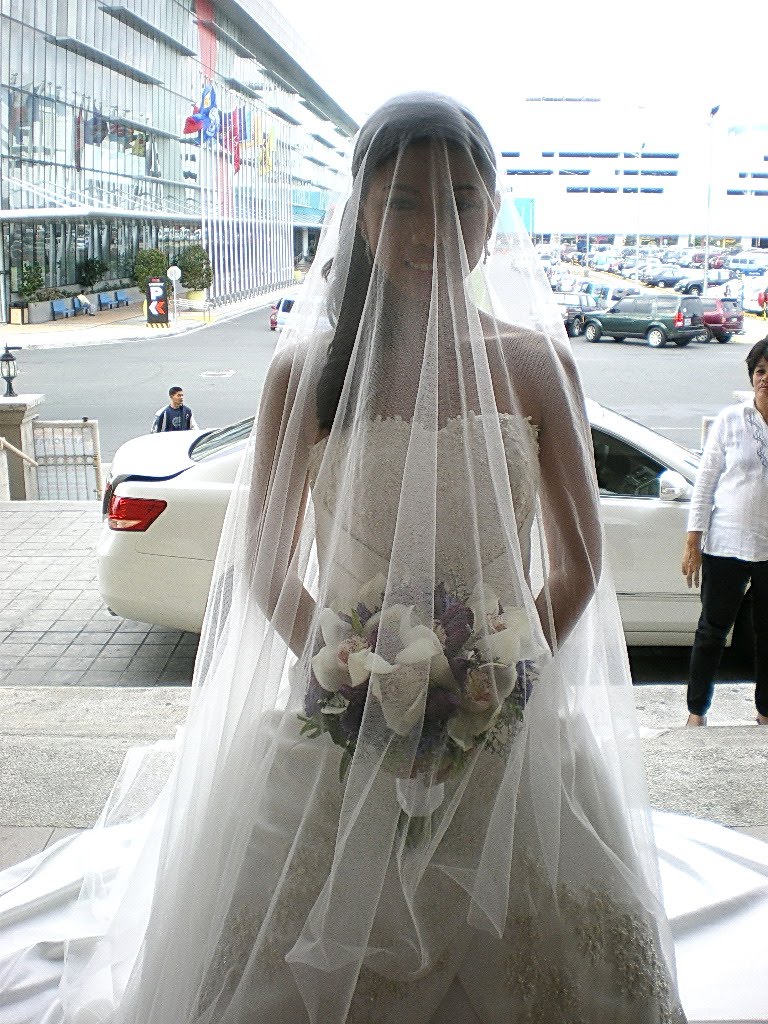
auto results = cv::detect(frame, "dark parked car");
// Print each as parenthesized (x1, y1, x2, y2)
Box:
(696, 297, 744, 343)
(581, 294, 705, 348)
(674, 269, 735, 295)
(555, 291, 603, 336)
(644, 266, 687, 289)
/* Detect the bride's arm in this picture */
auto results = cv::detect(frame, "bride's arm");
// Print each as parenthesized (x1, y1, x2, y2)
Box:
(532, 341, 603, 648)
(247, 345, 317, 657)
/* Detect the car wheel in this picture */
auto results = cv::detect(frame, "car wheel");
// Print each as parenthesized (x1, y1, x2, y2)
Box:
(646, 327, 666, 348)
(674, 337, 692, 347)
(718, 332, 733, 343)
(688, 285, 702, 296)
(695, 327, 712, 343)
(584, 322, 601, 342)
(569, 318, 583, 337)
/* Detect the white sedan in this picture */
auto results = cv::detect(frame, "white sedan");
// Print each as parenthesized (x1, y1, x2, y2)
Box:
(98, 403, 710, 644)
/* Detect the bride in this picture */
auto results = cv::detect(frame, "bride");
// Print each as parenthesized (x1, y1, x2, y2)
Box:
(1, 93, 688, 1023)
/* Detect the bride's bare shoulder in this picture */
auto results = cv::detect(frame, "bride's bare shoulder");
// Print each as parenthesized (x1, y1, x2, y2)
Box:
(479, 311, 575, 385)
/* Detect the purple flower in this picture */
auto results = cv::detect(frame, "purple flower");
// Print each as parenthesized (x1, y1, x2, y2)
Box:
(425, 686, 461, 722)
(304, 671, 327, 717)
(441, 603, 473, 658)
(339, 681, 369, 742)
(448, 655, 473, 684)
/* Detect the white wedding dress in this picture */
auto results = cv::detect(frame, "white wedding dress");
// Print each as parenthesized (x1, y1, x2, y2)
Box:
(1, 414, 768, 1023)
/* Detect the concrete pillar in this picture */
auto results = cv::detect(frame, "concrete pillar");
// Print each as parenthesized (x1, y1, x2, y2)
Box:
(301, 227, 309, 259)
(0, 395, 44, 499)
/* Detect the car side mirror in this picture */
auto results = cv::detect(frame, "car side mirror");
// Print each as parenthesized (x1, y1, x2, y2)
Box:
(658, 469, 691, 502)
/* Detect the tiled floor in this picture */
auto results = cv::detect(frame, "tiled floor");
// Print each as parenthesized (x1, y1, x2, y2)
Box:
(0, 502, 198, 686)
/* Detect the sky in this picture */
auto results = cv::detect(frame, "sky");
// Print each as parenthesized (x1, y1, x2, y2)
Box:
(273, 0, 768, 147)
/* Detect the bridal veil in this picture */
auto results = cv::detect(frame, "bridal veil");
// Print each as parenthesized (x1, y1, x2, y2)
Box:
(55, 93, 684, 1023)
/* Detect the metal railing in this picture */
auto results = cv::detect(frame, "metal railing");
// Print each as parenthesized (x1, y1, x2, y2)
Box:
(31, 419, 104, 500)
(0, 435, 39, 467)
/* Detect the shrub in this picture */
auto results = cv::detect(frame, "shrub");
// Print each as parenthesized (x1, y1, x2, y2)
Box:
(33, 287, 68, 301)
(78, 258, 109, 289)
(176, 244, 213, 291)
(17, 263, 44, 302)
(134, 249, 169, 293)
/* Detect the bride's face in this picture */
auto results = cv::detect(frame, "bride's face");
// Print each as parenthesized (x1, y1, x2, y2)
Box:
(358, 140, 493, 300)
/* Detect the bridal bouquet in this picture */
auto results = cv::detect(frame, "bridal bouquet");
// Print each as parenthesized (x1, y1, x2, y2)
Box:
(299, 574, 538, 783)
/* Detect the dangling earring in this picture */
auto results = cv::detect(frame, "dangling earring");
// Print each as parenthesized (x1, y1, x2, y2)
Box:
(483, 242, 490, 264)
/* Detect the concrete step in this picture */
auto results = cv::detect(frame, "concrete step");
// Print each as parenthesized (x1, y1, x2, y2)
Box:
(1, 684, 766, 832)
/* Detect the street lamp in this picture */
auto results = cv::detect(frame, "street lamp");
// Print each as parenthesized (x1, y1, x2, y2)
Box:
(1, 345, 21, 398)
(634, 142, 646, 276)
(703, 104, 720, 294)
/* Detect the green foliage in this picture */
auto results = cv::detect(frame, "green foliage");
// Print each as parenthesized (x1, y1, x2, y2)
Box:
(176, 244, 213, 291)
(78, 258, 109, 289)
(134, 249, 169, 293)
(17, 263, 44, 301)
(33, 287, 68, 302)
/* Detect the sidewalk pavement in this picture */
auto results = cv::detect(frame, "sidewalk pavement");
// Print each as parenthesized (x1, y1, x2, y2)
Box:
(0, 287, 290, 350)
(1, 501, 767, 873)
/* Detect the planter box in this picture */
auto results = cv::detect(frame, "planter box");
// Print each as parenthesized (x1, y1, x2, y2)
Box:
(15, 287, 145, 325)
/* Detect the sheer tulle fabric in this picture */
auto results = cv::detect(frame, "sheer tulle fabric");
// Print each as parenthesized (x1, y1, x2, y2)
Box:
(54, 95, 683, 1022)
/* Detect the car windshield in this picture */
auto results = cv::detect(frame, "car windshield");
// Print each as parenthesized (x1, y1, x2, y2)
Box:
(190, 417, 255, 461)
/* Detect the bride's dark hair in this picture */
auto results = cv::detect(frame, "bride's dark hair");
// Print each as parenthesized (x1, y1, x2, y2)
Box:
(316, 93, 498, 430)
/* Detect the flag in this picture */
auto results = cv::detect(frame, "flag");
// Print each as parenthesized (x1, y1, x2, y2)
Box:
(145, 136, 160, 178)
(130, 132, 146, 158)
(6, 90, 24, 140)
(74, 106, 84, 170)
(84, 108, 108, 145)
(183, 104, 204, 135)
(222, 110, 240, 173)
(200, 83, 219, 142)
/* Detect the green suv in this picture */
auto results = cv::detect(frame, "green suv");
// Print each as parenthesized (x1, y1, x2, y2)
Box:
(581, 294, 704, 348)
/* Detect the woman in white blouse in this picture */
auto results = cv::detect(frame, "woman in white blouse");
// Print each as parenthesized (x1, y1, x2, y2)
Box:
(682, 336, 768, 726)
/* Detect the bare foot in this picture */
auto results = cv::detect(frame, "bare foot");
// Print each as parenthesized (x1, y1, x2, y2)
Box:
(756, 713, 768, 726)
(686, 713, 707, 727)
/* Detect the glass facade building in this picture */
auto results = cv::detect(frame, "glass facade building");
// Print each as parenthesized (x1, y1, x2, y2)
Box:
(0, 0, 357, 320)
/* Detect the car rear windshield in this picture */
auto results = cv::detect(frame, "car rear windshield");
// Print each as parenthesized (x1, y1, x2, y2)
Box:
(190, 417, 255, 461)
(282, 299, 295, 313)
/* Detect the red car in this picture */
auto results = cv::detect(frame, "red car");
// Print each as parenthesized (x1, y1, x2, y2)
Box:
(697, 297, 744, 343)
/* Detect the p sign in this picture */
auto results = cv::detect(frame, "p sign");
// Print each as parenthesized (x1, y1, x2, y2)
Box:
(146, 278, 169, 327)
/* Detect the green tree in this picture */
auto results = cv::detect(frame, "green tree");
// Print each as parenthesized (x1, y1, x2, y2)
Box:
(176, 244, 213, 291)
(17, 263, 44, 302)
(78, 258, 109, 289)
(134, 249, 169, 293)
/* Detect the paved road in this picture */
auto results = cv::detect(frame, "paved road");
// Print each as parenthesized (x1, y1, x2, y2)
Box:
(16, 307, 278, 459)
(16, 300, 766, 459)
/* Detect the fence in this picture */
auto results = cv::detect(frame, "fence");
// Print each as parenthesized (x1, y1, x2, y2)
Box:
(31, 419, 104, 501)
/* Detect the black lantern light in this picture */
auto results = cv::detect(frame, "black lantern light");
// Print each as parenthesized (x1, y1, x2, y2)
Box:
(1, 345, 21, 398)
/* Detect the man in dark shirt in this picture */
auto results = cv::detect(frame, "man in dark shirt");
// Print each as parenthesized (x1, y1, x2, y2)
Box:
(151, 387, 198, 432)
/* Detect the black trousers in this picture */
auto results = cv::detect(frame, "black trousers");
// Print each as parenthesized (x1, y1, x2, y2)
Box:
(687, 553, 768, 716)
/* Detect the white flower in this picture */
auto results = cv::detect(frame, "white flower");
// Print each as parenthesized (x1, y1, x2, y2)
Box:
(466, 584, 502, 624)
(446, 663, 515, 752)
(318, 606, 353, 649)
(311, 646, 350, 693)
(347, 648, 394, 688)
(372, 663, 428, 736)
(358, 573, 387, 614)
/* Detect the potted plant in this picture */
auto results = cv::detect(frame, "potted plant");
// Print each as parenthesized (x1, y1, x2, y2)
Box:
(10, 263, 44, 324)
(78, 258, 109, 291)
(177, 244, 213, 310)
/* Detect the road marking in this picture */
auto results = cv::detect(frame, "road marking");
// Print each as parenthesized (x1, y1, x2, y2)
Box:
(200, 370, 236, 378)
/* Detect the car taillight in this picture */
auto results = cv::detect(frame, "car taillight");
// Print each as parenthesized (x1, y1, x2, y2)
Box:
(674, 311, 684, 327)
(108, 494, 167, 532)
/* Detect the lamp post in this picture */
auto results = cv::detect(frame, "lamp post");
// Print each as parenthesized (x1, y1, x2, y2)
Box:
(634, 142, 646, 277)
(703, 104, 720, 294)
(1, 345, 21, 398)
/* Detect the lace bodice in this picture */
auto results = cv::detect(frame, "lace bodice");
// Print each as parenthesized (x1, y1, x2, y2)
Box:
(308, 412, 540, 605)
